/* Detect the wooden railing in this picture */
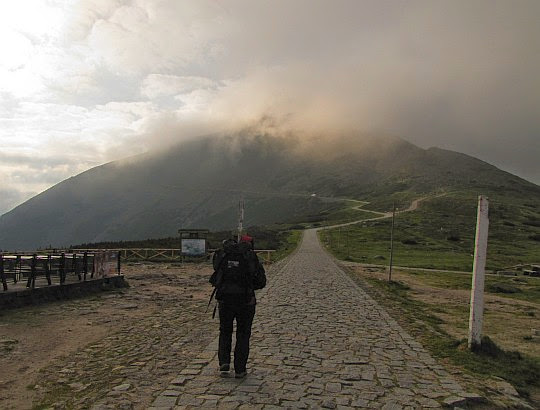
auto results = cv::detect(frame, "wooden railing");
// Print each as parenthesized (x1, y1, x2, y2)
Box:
(70, 248, 276, 264)
(0, 252, 109, 292)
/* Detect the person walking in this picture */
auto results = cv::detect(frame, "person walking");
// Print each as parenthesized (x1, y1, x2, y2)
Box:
(209, 235, 266, 378)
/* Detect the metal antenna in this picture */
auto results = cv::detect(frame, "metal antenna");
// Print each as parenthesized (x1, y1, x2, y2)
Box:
(237, 198, 244, 241)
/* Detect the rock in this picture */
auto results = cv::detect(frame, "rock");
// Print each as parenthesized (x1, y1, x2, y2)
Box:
(461, 392, 486, 403)
(68, 382, 86, 392)
(442, 396, 466, 407)
(0, 338, 18, 352)
(493, 380, 519, 397)
(325, 382, 342, 393)
(113, 383, 131, 392)
(321, 399, 336, 409)
(119, 304, 138, 310)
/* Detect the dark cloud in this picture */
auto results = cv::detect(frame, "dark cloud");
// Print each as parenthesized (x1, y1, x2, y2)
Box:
(1, 0, 539, 218)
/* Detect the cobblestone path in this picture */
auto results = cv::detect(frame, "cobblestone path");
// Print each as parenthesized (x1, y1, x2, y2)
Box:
(151, 230, 470, 409)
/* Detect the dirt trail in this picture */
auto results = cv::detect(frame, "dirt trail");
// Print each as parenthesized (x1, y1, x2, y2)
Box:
(319, 193, 446, 230)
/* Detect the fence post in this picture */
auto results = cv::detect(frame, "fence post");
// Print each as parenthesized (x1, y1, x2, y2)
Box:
(45, 255, 52, 285)
(74, 253, 81, 281)
(117, 251, 121, 275)
(90, 252, 95, 279)
(15, 255, 21, 283)
(0, 254, 7, 291)
(83, 251, 88, 281)
(60, 253, 66, 284)
(468, 195, 489, 349)
(27, 254, 37, 289)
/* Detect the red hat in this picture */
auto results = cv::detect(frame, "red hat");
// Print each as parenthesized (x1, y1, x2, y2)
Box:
(240, 235, 253, 243)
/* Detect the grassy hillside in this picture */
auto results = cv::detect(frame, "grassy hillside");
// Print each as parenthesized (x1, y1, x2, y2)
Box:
(320, 189, 540, 271)
(2, 132, 539, 250)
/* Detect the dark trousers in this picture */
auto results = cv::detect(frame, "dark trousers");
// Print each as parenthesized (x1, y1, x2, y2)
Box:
(218, 301, 256, 373)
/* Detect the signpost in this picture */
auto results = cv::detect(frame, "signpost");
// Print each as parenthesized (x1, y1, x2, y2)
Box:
(468, 195, 489, 349)
(178, 229, 209, 257)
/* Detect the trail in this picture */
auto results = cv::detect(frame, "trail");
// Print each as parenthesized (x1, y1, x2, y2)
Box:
(150, 193, 472, 409)
(319, 193, 447, 230)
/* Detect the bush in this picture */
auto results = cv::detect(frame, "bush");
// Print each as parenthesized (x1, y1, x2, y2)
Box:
(447, 235, 460, 242)
(487, 282, 521, 294)
(528, 234, 540, 241)
(288, 224, 305, 230)
(401, 239, 418, 245)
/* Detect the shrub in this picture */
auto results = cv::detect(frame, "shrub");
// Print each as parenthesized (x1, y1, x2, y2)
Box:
(487, 283, 521, 294)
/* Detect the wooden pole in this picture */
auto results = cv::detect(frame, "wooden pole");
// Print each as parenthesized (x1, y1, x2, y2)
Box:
(388, 202, 396, 282)
(468, 195, 489, 349)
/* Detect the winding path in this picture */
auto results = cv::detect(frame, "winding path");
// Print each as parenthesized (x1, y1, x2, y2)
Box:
(150, 222, 469, 409)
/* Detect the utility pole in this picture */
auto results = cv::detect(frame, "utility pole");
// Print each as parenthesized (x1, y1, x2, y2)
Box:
(468, 195, 489, 349)
(237, 198, 245, 241)
(388, 202, 396, 282)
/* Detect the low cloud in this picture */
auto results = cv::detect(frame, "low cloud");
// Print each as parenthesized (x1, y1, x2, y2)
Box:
(1, 0, 539, 214)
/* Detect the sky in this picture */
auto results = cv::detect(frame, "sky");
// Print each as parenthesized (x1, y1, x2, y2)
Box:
(1, 0, 539, 215)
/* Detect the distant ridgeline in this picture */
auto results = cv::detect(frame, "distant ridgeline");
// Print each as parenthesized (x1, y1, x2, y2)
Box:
(0, 132, 538, 251)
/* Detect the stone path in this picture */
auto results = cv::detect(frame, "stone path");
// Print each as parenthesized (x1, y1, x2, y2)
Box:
(151, 230, 470, 409)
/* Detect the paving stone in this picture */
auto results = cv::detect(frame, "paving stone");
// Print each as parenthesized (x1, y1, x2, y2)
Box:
(151, 395, 177, 407)
(150, 229, 467, 409)
(442, 396, 466, 407)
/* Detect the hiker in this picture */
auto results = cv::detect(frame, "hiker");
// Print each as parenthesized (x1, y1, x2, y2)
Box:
(209, 234, 266, 378)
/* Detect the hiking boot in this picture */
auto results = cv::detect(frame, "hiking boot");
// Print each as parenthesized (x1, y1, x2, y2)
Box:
(234, 371, 247, 379)
(219, 364, 230, 376)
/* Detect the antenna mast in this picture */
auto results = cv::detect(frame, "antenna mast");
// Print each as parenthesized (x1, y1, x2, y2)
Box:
(237, 198, 245, 241)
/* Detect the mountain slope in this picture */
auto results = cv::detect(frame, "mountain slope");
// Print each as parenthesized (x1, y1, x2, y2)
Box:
(1, 133, 538, 250)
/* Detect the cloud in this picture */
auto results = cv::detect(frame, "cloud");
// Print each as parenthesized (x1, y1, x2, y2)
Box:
(141, 74, 217, 99)
(1, 0, 539, 215)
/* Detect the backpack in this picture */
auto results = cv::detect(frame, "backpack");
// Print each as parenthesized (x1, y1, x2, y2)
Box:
(208, 240, 266, 314)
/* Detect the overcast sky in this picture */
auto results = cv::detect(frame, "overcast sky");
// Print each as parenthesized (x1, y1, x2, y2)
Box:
(1, 0, 539, 215)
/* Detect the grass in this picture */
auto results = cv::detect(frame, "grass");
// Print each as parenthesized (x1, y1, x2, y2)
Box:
(320, 190, 540, 271)
(348, 271, 540, 400)
(271, 229, 302, 261)
(397, 269, 540, 303)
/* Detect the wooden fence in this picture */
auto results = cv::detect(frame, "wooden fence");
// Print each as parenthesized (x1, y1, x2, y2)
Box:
(70, 248, 276, 264)
(0, 251, 120, 292)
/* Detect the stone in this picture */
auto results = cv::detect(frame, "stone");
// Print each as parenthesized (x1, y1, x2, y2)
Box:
(113, 384, 131, 392)
(442, 396, 466, 407)
(326, 382, 342, 393)
(321, 399, 337, 409)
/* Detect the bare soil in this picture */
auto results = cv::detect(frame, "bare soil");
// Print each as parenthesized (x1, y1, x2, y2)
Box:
(0, 262, 216, 410)
(363, 269, 540, 357)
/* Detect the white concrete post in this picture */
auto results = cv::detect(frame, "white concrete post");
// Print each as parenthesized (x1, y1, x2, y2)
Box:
(468, 195, 489, 349)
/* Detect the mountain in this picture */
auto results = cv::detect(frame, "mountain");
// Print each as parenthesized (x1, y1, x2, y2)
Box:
(1, 133, 538, 251)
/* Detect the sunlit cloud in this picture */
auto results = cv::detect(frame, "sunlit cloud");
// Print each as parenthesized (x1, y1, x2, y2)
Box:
(0, 0, 539, 215)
